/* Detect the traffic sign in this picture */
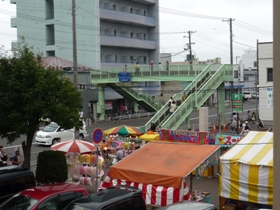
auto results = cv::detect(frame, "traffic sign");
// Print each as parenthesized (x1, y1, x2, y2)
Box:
(92, 128, 103, 145)
(232, 94, 243, 113)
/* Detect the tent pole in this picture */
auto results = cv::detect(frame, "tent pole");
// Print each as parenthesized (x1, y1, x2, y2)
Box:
(180, 180, 184, 202)
(189, 174, 193, 194)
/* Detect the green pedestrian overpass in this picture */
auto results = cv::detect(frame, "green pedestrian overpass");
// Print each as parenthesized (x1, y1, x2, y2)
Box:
(90, 64, 233, 130)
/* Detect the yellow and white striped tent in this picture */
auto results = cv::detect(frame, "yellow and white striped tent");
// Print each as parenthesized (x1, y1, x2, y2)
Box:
(219, 131, 273, 205)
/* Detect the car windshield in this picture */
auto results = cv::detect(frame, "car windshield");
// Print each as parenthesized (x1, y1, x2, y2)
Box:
(42, 123, 59, 132)
(0, 194, 38, 210)
(66, 204, 92, 210)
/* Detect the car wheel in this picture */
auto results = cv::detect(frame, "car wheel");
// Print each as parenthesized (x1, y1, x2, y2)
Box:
(52, 139, 58, 145)
(79, 134, 84, 140)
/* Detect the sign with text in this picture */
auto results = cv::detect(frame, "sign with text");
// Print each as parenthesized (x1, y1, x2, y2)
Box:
(232, 93, 243, 113)
(159, 129, 215, 145)
(215, 134, 241, 147)
(118, 72, 130, 82)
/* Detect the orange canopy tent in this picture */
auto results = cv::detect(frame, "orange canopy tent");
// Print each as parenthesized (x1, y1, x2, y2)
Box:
(103, 142, 220, 206)
(107, 142, 220, 189)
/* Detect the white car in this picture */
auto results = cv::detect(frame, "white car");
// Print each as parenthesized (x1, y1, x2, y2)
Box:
(35, 121, 89, 145)
(242, 92, 252, 99)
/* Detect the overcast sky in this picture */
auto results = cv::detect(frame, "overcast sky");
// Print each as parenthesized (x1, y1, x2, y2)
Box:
(0, 0, 272, 63)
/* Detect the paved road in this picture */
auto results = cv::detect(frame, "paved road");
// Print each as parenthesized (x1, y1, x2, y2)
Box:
(1, 100, 258, 162)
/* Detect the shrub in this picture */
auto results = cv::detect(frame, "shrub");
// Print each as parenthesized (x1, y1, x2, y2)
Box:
(36, 150, 68, 184)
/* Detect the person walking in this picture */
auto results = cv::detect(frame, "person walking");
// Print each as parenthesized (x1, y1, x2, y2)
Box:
(116, 147, 124, 162)
(149, 123, 156, 132)
(135, 62, 140, 72)
(150, 61, 154, 72)
(182, 93, 187, 102)
(158, 62, 163, 71)
(247, 110, 251, 121)
(169, 101, 177, 116)
(0, 146, 7, 166)
(166, 61, 169, 71)
(123, 64, 127, 72)
(258, 119, 264, 129)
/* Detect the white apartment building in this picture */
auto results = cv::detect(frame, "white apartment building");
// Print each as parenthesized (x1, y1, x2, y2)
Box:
(258, 42, 273, 122)
(10, 0, 160, 69)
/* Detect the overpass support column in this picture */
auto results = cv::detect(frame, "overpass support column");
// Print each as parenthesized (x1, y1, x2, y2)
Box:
(217, 83, 225, 125)
(185, 116, 191, 130)
(97, 86, 105, 120)
(133, 101, 138, 113)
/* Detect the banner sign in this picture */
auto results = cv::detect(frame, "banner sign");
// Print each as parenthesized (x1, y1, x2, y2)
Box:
(195, 150, 220, 182)
(105, 102, 113, 110)
(267, 87, 273, 108)
(118, 72, 130, 82)
(159, 129, 215, 145)
(215, 134, 241, 147)
(232, 93, 243, 113)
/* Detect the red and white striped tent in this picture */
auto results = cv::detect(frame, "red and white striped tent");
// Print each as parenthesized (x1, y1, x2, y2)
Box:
(103, 176, 190, 206)
(102, 142, 220, 206)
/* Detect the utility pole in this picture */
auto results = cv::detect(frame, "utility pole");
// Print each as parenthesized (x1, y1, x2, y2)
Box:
(223, 18, 235, 95)
(72, 0, 78, 87)
(186, 31, 196, 70)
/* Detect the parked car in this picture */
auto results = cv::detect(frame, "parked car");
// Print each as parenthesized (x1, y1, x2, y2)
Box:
(157, 200, 216, 210)
(0, 166, 36, 203)
(252, 93, 259, 99)
(64, 185, 146, 210)
(35, 120, 89, 145)
(0, 183, 88, 210)
(242, 91, 253, 99)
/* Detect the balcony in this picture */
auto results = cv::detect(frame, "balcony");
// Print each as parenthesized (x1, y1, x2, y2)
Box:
(100, 9, 156, 27)
(10, 0, 16, 4)
(11, 17, 17, 28)
(100, 35, 156, 50)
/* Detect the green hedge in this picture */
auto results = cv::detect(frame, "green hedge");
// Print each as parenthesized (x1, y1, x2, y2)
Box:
(36, 150, 68, 184)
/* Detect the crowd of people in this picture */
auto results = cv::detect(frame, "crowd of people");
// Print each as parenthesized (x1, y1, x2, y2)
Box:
(100, 138, 137, 167)
(0, 146, 21, 167)
(229, 110, 265, 135)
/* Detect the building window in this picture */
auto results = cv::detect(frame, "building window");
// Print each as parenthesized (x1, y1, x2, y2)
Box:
(115, 55, 117, 63)
(46, 51, 55, 56)
(267, 68, 273, 82)
(46, 24, 55, 45)
(143, 56, 146, 63)
(45, 0, 54, 20)
(244, 76, 249, 81)
(234, 70, 238, 79)
(79, 84, 86, 91)
(254, 61, 257, 67)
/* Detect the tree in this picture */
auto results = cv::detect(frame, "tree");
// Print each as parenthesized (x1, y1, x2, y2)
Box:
(36, 150, 68, 184)
(0, 41, 82, 169)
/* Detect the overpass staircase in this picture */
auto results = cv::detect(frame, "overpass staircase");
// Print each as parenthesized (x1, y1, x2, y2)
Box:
(107, 83, 163, 112)
(145, 64, 233, 131)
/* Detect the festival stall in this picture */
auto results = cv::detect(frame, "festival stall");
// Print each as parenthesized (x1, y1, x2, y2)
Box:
(138, 131, 159, 141)
(50, 140, 104, 188)
(219, 131, 273, 210)
(102, 141, 220, 207)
